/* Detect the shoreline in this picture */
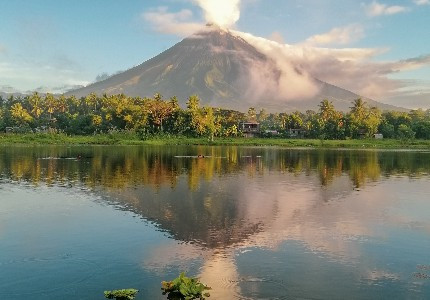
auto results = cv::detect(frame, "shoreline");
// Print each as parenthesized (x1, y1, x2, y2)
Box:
(1, 133, 430, 150)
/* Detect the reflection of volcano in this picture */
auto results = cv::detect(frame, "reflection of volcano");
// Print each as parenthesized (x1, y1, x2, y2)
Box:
(107, 178, 269, 248)
(107, 172, 360, 253)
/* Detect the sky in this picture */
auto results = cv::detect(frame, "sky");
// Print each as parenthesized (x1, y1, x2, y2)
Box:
(0, 0, 429, 108)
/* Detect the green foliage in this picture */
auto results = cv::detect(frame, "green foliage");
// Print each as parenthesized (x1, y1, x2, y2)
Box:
(397, 124, 415, 141)
(10, 103, 33, 126)
(247, 107, 257, 122)
(412, 120, 430, 139)
(104, 289, 139, 300)
(161, 272, 211, 300)
(258, 108, 268, 123)
(379, 122, 395, 138)
(1, 93, 430, 143)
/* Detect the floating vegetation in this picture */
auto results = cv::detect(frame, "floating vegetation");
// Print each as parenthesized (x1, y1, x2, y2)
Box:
(161, 272, 211, 300)
(104, 289, 139, 300)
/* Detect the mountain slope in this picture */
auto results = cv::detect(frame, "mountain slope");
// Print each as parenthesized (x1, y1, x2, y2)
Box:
(67, 27, 405, 112)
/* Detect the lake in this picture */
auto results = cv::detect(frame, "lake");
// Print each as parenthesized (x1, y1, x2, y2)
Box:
(0, 145, 429, 299)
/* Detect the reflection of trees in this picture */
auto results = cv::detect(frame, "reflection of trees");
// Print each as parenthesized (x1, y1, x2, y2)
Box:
(1, 146, 430, 191)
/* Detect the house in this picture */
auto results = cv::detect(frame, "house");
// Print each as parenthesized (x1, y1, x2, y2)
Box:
(239, 121, 260, 138)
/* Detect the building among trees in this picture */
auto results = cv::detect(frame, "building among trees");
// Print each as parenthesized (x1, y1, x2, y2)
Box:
(239, 121, 260, 138)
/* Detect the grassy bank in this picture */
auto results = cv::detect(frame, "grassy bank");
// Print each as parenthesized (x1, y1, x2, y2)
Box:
(1, 133, 430, 149)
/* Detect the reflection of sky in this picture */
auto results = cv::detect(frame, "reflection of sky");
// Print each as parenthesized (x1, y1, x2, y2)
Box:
(0, 185, 174, 299)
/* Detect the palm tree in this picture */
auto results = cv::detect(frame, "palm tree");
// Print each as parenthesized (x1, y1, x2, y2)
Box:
(318, 99, 336, 121)
(44, 93, 58, 120)
(10, 103, 33, 126)
(57, 95, 68, 114)
(350, 98, 367, 119)
(28, 92, 43, 119)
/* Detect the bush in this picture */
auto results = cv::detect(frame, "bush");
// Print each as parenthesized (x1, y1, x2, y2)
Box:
(397, 124, 415, 141)
(412, 121, 430, 139)
(379, 123, 395, 139)
(161, 272, 211, 300)
(104, 289, 139, 300)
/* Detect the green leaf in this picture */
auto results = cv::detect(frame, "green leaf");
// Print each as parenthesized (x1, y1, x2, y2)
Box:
(161, 273, 211, 299)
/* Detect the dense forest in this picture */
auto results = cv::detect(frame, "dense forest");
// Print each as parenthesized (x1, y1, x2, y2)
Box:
(1, 92, 430, 140)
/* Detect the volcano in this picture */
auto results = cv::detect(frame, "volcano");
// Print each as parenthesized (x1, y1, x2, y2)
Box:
(67, 26, 403, 112)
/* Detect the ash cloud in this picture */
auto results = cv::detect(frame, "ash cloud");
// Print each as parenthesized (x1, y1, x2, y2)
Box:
(194, 0, 241, 28)
(143, 1, 242, 36)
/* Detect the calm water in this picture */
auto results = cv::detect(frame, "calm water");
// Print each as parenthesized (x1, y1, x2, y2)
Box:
(0, 145, 429, 299)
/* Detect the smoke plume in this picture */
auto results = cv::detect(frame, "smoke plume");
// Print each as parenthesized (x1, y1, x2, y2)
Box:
(194, 0, 241, 28)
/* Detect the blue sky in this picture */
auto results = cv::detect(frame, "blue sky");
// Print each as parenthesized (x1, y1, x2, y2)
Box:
(0, 0, 429, 108)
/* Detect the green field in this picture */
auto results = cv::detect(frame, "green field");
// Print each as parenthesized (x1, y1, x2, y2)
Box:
(1, 133, 430, 149)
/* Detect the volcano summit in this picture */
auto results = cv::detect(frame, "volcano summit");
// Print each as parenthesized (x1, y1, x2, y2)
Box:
(67, 26, 401, 112)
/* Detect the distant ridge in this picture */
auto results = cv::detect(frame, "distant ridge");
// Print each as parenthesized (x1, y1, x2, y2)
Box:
(66, 27, 407, 112)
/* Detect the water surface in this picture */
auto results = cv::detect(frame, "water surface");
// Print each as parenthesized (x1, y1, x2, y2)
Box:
(0, 145, 429, 299)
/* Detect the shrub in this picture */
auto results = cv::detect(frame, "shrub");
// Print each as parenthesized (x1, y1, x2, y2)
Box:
(104, 289, 139, 300)
(397, 124, 415, 141)
(161, 272, 211, 300)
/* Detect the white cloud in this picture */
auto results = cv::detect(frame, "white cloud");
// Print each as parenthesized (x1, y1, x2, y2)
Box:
(233, 30, 430, 100)
(302, 24, 365, 46)
(365, 1, 409, 16)
(0, 85, 20, 94)
(0, 60, 90, 94)
(414, 0, 430, 5)
(143, 7, 204, 36)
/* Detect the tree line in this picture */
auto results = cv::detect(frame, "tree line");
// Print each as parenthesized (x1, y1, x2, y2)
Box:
(1, 92, 430, 140)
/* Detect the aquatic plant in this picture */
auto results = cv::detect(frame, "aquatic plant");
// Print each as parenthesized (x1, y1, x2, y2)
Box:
(104, 289, 139, 300)
(161, 272, 211, 299)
